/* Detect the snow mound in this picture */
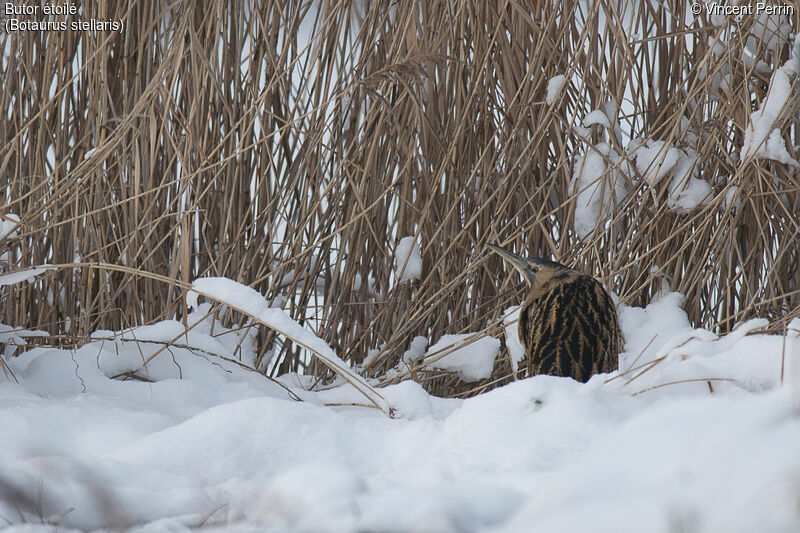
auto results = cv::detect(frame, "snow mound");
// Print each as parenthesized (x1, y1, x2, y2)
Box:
(1, 292, 800, 531)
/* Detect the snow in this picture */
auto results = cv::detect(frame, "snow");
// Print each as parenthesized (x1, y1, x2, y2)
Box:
(632, 141, 711, 212)
(395, 236, 422, 283)
(0, 323, 48, 358)
(784, 35, 800, 77)
(0, 213, 20, 241)
(188, 277, 390, 414)
(545, 74, 566, 105)
(667, 151, 711, 213)
(724, 185, 742, 211)
(760, 128, 800, 168)
(582, 109, 611, 129)
(740, 60, 800, 167)
(746, 9, 792, 56)
(0, 267, 51, 287)
(423, 333, 501, 382)
(633, 140, 683, 185)
(572, 124, 591, 138)
(2, 292, 800, 531)
(503, 306, 525, 372)
(678, 115, 698, 146)
(572, 142, 628, 238)
(402, 335, 428, 364)
(275, 254, 325, 292)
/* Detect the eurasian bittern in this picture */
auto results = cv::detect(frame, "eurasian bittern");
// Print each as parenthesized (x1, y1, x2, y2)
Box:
(489, 244, 622, 382)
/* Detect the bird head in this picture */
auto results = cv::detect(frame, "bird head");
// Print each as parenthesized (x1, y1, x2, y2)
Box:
(488, 244, 569, 287)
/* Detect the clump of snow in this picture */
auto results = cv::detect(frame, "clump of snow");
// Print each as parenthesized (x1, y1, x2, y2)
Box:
(274, 253, 325, 292)
(763, 129, 800, 167)
(402, 335, 428, 364)
(572, 142, 628, 238)
(0, 324, 48, 358)
(668, 175, 711, 212)
(545, 74, 566, 105)
(601, 101, 624, 145)
(375, 380, 438, 419)
(10, 318, 278, 401)
(633, 140, 684, 184)
(379, 336, 432, 384)
(395, 236, 422, 283)
(746, 9, 792, 56)
(723, 185, 742, 212)
(572, 124, 591, 138)
(503, 305, 525, 372)
(740, 60, 800, 167)
(699, 36, 731, 99)
(678, 116, 698, 145)
(784, 35, 800, 77)
(667, 151, 711, 213)
(0, 213, 20, 241)
(708, 35, 726, 57)
(361, 346, 382, 368)
(352, 272, 378, 297)
(0, 267, 52, 287)
(632, 141, 711, 212)
(583, 109, 611, 129)
(423, 333, 500, 382)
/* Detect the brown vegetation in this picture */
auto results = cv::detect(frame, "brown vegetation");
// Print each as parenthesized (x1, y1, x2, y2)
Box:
(2, 1, 798, 396)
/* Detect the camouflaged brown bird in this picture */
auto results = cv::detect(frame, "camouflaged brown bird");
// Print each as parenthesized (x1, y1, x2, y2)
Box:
(489, 244, 622, 382)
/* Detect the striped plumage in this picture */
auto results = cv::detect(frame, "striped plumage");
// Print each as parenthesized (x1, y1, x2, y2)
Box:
(489, 244, 622, 382)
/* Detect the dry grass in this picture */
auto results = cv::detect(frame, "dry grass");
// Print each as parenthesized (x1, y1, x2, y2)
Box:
(2, 1, 798, 397)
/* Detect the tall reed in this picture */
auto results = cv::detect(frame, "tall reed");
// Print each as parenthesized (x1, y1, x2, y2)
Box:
(2, 1, 798, 395)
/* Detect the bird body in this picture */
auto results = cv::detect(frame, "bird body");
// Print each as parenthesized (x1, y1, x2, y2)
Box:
(489, 244, 621, 382)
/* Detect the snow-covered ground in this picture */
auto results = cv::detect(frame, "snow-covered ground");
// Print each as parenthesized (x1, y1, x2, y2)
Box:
(1, 289, 800, 532)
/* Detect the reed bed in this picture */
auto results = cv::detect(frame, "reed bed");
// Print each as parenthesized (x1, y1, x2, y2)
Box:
(2, 0, 798, 396)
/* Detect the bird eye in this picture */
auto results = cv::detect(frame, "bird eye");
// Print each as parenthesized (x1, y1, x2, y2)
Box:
(532, 266, 539, 272)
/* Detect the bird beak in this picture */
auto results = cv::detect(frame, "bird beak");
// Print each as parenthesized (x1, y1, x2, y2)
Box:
(487, 244, 538, 285)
